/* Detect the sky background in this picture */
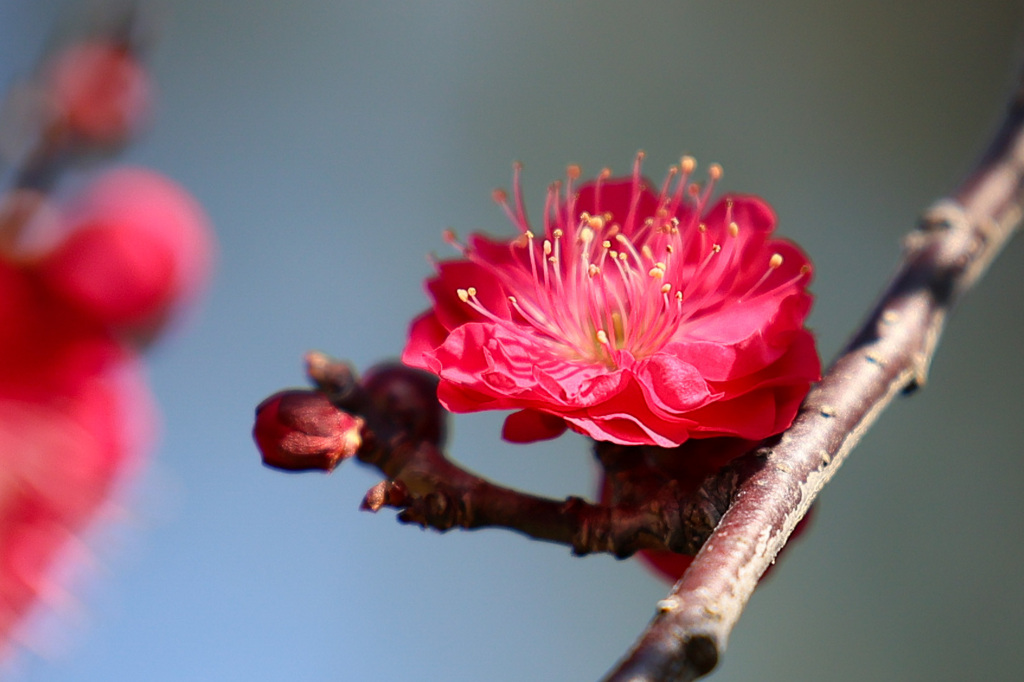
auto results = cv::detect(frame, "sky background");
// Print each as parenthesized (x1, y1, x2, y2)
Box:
(3, 1, 1024, 680)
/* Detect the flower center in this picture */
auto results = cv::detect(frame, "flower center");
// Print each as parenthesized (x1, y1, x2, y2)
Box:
(446, 155, 789, 367)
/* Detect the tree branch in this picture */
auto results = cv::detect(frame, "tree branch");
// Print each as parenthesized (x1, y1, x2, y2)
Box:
(357, 438, 730, 558)
(601, 66, 1024, 682)
(303, 357, 725, 558)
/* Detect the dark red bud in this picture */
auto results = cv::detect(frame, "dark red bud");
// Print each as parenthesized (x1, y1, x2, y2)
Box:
(360, 363, 446, 446)
(253, 389, 362, 472)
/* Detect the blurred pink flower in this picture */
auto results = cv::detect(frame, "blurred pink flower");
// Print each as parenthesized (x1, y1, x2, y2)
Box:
(0, 168, 212, 653)
(39, 167, 214, 342)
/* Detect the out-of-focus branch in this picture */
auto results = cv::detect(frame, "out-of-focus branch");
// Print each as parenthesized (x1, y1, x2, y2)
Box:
(602, 67, 1024, 682)
(0, 11, 149, 250)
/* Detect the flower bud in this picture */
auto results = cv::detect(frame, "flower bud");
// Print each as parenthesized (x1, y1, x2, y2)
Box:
(254, 390, 362, 472)
(45, 41, 149, 145)
(360, 364, 446, 446)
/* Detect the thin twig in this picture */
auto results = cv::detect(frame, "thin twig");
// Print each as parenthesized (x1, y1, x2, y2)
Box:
(310, 357, 728, 558)
(601, 67, 1024, 682)
(357, 438, 728, 558)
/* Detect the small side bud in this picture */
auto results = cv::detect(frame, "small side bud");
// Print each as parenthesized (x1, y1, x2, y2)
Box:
(253, 389, 362, 472)
(360, 363, 446, 446)
(304, 351, 358, 405)
(360, 479, 410, 512)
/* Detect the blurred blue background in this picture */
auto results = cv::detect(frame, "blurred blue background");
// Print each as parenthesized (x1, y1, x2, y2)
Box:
(3, 1, 1024, 680)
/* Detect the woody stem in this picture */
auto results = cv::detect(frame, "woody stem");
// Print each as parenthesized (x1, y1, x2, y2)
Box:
(353, 429, 724, 558)
(304, 353, 729, 558)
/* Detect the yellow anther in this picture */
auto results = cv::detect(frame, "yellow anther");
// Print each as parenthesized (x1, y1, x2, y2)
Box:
(602, 240, 612, 250)
(769, 253, 784, 268)
(553, 229, 563, 239)
(588, 264, 600, 277)
(648, 266, 664, 279)
(641, 245, 653, 260)
(711, 244, 722, 253)
(580, 226, 595, 244)
(544, 240, 552, 255)
(567, 164, 581, 180)
(680, 156, 696, 173)
(708, 163, 723, 180)
(660, 283, 672, 294)
(596, 330, 610, 345)
(698, 223, 707, 233)
(457, 289, 470, 302)
(728, 222, 739, 238)
(611, 312, 624, 339)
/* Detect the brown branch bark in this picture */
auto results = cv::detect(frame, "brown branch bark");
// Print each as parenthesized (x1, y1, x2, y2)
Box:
(600, 67, 1024, 682)
(312, 356, 727, 558)
(291, 352, 742, 559)
(355, 437, 725, 558)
